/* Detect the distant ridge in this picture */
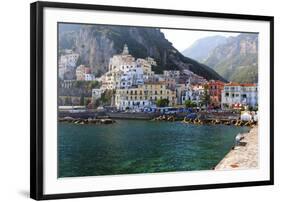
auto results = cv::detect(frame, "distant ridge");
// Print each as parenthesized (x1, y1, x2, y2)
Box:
(181, 35, 227, 62)
(204, 33, 258, 83)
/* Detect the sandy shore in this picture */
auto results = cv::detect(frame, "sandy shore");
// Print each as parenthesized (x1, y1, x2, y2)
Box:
(215, 126, 258, 170)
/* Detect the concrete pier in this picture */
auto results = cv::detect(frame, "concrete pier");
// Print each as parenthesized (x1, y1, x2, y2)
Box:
(215, 126, 258, 170)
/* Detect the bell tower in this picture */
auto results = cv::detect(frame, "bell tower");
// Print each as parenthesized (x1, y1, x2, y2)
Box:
(122, 44, 129, 55)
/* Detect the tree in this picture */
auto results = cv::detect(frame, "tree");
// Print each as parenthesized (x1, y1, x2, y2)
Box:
(156, 98, 169, 107)
(223, 103, 229, 109)
(100, 90, 115, 106)
(248, 105, 254, 111)
(85, 99, 92, 109)
(184, 100, 197, 108)
(93, 98, 101, 109)
(64, 96, 72, 106)
(74, 80, 84, 88)
(200, 85, 211, 108)
(86, 98, 91, 105)
(80, 94, 85, 106)
(89, 80, 100, 89)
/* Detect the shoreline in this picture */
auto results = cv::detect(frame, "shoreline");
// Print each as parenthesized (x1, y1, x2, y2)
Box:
(58, 111, 257, 127)
(215, 126, 258, 170)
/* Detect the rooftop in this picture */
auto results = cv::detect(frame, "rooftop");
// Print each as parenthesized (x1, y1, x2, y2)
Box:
(225, 82, 256, 87)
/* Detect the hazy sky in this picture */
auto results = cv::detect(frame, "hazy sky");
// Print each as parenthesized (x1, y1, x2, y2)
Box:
(161, 29, 239, 52)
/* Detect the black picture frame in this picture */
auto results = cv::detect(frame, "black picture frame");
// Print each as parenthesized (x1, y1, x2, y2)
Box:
(30, 1, 274, 200)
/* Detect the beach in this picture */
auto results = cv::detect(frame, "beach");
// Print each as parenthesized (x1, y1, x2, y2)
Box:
(215, 126, 258, 170)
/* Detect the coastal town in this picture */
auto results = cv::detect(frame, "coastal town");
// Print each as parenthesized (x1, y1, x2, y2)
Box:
(57, 23, 260, 176)
(59, 44, 258, 118)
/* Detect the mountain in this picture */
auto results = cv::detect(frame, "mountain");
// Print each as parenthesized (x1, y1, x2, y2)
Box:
(58, 24, 226, 81)
(58, 23, 82, 34)
(181, 35, 227, 62)
(204, 33, 258, 83)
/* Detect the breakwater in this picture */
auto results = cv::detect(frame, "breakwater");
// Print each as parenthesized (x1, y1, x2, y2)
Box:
(215, 126, 258, 170)
(58, 111, 256, 127)
(58, 117, 115, 124)
(152, 115, 257, 127)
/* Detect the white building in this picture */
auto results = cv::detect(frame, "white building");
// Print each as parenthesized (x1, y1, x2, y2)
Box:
(108, 44, 136, 73)
(85, 73, 95, 81)
(92, 89, 103, 100)
(181, 85, 204, 106)
(59, 53, 79, 69)
(116, 99, 151, 111)
(102, 44, 155, 90)
(76, 65, 95, 81)
(221, 82, 258, 109)
(136, 58, 155, 80)
(58, 66, 67, 79)
(163, 70, 180, 79)
(175, 81, 190, 104)
(58, 52, 80, 79)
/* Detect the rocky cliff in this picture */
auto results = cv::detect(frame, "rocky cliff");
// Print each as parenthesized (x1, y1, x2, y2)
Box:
(59, 24, 226, 81)
(204, 33, 258, 83)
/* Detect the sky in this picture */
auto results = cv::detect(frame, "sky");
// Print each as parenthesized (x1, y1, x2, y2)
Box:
(161, 29, 239, 52)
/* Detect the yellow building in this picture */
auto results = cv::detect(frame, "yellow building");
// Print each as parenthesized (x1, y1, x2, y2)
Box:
(115, 82, 176, 110)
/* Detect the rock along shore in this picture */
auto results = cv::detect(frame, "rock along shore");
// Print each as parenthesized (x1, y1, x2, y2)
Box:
(215, 126, 258, 170)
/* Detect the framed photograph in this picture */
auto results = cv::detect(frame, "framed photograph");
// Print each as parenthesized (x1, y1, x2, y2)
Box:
(30, 1, 274, 200)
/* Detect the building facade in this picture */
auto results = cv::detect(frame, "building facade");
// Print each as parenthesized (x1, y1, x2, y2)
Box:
(208, 80, 225, 108)
(59, 52, 79, 69)
(115, 82, 176, 110)
(76, 65, 94, 81)
(92, 88, 103, 100)
(221, 82, 258, 109)
(163, 70, 180, 79)
(181, 85, 205, 106)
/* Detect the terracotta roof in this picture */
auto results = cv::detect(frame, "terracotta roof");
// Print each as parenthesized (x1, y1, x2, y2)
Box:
(241, 83, 257, 87)
(208, 80, 225, 85)
(224, 82, 240, 86)
(225, 82, 256, 87)
(85, 67, 91, 74)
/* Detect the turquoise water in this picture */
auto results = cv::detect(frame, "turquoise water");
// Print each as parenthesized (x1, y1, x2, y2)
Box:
(58, 120, 249, 177)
